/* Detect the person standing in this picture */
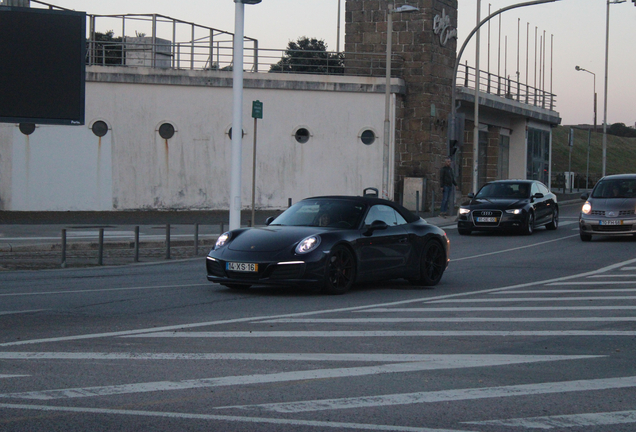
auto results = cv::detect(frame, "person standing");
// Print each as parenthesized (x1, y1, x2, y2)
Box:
(439, 157, 457, 217)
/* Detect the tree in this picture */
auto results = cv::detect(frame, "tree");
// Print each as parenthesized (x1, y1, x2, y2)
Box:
(608, 123, 636, 138)
(269, 37, 344, 74)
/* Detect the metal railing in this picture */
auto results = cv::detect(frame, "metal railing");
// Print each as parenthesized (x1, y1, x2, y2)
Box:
(458, 62, 557, 111)
(83, 38, 403, 77)
(28, 1, 403, 77)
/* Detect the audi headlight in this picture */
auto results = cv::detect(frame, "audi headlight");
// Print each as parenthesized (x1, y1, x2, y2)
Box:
(582, 202, 592, 215)
(295, 235, 321, 254)
(215, 232, 231, 250)
(459, 208, 470, 215)
(505, 209, 522, 215)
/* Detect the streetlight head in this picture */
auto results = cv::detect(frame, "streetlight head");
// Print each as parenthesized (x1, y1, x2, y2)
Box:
(238, 0, 262, 4)
(575, 65, 582, 71)
(394, 5, 419, 13)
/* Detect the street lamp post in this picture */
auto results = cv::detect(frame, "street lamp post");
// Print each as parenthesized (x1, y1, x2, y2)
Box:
(382, 2, 418, 200)
(575, 65, 596, 189)
(229, 0, 261, 231)
(602, 0, 626, 178)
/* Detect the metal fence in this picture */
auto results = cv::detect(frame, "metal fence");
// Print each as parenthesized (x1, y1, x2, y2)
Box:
(28, 0, 405, 77)
(457, 62, 557, 110)
(31, 0, 556, 106)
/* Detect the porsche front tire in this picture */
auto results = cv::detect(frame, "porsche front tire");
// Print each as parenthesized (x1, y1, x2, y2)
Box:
(322, 245, 356, 295)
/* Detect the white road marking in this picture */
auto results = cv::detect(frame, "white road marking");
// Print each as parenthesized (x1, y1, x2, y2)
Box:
(5, 256, 636, 348)
(0, 310, 45, 316)
(0, 353, 593, 363)
(621, 267, 636, 271)
(0, 284, 210, 298)
(548, 281, 636, 285)
(0, 234, 215, 241)
(359, 306, 636, 312)
(465, 410, 636, 429)
(220, 376, 636, 413)
(131, 330, 636, 338)
(0, 356, 598, 401)
(0, 374, 29, 379)
(0, 403, 465, 432)
(257, 317, 636, 323)
(453, 235, 579, 261)
(588, 274, 636, 278)
(429, 296, 636, 303)
(490, 288, 636, 293)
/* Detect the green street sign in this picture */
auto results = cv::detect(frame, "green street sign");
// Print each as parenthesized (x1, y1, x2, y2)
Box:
(252, 100, 263, 119)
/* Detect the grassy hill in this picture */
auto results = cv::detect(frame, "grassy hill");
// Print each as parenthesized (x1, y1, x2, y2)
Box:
(551, 126, 636, 187)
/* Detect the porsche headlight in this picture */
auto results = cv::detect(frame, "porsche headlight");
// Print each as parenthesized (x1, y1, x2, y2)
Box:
(459, 208, 470, 215)
(582, 201, 592, 215)
(505, 209, 522, 214)
(295, 235, 321, 254)
(215, 232, 231, 250)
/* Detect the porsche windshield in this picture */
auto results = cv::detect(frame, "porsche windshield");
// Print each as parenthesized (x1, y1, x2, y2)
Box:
(476, 182, 530, 199)
(270, 200, 366, 228)
(591, 179, 636, 199)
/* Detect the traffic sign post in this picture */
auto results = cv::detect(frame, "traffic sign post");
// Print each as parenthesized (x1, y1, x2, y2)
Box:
(251, 101, 263, 226)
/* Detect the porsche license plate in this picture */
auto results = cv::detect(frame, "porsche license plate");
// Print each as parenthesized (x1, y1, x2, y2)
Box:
(227, 262, 258, 272)
(476, 217, 497, 223)
(600, 220, 622, 226)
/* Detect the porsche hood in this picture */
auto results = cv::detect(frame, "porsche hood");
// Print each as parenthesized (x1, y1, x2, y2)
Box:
(227, 226, 327, 252)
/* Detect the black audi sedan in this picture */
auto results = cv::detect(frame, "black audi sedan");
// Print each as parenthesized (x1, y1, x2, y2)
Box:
(457, 180, 558, 235)
(207, 192, 450, 294)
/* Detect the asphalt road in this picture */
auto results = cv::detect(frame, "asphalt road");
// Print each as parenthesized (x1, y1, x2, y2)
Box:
(1, 202, 635, 432)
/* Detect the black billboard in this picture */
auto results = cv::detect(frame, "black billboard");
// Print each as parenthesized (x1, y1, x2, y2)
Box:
(0, 6, 86, 125)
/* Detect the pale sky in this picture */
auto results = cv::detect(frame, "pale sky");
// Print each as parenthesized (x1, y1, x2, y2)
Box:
(35, 0, 636, 127)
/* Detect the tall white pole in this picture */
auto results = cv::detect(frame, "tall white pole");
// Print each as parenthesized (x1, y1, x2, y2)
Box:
(382, 3, 393, 200)
(472, 0, 481, 193)
(337, 0, 342, 52)
(602, 0, 610, 178)
(230, 1, 245, 230)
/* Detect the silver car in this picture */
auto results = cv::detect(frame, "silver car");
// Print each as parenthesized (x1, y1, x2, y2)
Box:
(579, 174, 636, 241)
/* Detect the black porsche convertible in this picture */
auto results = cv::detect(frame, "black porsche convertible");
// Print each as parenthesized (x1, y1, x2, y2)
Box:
(207, 192, 450, 294)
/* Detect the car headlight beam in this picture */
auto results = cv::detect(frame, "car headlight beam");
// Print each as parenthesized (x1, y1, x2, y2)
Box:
(295, 235, 321, 254)
(505, 209, 522, 215)
(459, 208, 470, 215)
(582, 202, 592, 215)
(215, 232, 231, 250)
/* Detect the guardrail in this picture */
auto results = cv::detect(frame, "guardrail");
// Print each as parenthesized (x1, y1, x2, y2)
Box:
(57, 223, 223, 268)
(457, 62, 557, 110)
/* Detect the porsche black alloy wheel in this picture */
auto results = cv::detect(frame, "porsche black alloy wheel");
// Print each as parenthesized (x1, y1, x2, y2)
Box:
(411, 240, 445, 287)
(323, 245, 356, 294)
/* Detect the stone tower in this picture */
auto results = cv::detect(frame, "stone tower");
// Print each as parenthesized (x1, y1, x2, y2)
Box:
(345, 0, 458, 205)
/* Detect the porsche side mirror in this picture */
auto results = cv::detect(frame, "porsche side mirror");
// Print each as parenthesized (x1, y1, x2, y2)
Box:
(364, 220, 388, 236)
(265, 216, 275, 226)
(532, 192, 544, 200)
(580, 192, 590, 200)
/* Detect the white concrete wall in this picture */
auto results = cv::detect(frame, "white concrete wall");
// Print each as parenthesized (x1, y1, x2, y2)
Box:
(508, 118, 529, 180)
(0, 69, 387, 211)
(1, 122, 113, 211)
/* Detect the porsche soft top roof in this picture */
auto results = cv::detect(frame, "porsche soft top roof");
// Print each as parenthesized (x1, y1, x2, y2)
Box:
(300, 195, 420, 223)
